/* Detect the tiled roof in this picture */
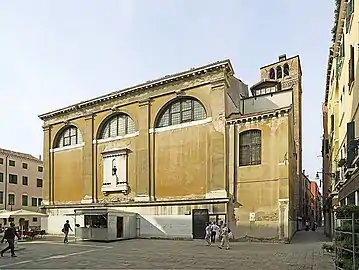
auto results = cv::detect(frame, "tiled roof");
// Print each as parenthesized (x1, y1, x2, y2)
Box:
(0, 148, 41, 162)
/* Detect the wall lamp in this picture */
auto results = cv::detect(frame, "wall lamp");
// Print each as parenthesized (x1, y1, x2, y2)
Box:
(315, 171, 336, 187)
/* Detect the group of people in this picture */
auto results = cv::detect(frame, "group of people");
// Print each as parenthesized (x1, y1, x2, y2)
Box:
(0, 220, 73, 258)
(204, 221, 231, 250)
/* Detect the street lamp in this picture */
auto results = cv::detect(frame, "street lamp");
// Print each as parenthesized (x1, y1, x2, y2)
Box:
(315, 172, 336, 187)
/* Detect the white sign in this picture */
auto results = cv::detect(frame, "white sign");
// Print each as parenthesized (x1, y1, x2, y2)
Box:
(249, 212, 256, 222)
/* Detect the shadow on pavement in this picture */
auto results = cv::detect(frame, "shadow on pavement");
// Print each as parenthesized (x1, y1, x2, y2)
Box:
(291, 227, 331, 244)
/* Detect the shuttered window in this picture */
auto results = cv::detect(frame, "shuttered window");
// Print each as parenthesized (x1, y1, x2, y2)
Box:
(156, 98, 206, 128)
(100, 114, 136, 139)
(349, 45, 355, 87)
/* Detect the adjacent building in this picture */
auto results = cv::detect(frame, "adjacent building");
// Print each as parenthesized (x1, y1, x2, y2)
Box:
(0, 148, 44, 228)
(310, 181, 322, 226)
(39, 55, 303, 241)
(322, 0, 357, 237)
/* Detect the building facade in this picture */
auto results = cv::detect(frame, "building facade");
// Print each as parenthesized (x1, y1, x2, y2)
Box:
(310, 181, 322, 226)
(0, 148, 43, 228)
(39, 56, 302, 241)
(323, 0, 357, 236)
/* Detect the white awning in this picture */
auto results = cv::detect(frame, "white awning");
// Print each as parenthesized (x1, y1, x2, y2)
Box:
(0, 209, 48, 218)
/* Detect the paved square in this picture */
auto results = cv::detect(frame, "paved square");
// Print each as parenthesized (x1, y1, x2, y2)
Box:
(0, 231, 334, 269)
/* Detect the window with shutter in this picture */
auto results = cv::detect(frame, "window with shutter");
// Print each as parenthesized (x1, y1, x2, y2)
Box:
(347, 121, 356, 167)
(349, 45, 355, 87)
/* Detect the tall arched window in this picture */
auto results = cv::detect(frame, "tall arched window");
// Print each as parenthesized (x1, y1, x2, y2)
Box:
(239, 130, 261, 166)
(269, 68, 275, 79)
(283, 63, 290, 77)
(99, 113, 136, 139)
(55, 125, 83, 148)
(276, 66, 283, 79)
(156, 98, 207, 128)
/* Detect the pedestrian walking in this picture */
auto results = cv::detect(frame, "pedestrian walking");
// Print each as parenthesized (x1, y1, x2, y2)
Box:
(1, 223, 20, 257)
(204, 223, 212, 245)
(218, 223, 230, 250)
(62, 220, 73, 244)
(210, 222, 219, 243)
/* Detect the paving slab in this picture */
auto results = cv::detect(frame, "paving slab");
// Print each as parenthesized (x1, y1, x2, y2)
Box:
(0, 228, 334, 269)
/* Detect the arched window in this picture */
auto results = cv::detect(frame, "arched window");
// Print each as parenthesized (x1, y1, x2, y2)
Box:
(156, 98, 207, 128)
(99, 114, 136, 139)
(55, 125, 83, 148)
(276, 66, 283, 79)
(283, 64, 290, 77)
(239, 130, 261, 166)
(269, 68, 275, 79)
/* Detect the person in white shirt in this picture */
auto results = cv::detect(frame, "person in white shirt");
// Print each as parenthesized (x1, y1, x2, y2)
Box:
(210, 222, 220, 243)
(204, 223, 212, 245)
(218, 223, 230, 250)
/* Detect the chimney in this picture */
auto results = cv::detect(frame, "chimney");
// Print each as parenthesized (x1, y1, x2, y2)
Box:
(39, 155, 42, 161)
(278, 54, 287, 61)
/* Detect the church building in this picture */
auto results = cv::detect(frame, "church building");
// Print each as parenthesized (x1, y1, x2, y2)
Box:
(39, 55, 302, 241)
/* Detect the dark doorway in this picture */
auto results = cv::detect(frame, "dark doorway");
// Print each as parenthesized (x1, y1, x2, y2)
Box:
(24, 220, 29, 231)
(117, 217, 123, 238)
(192, 209, 209, 239)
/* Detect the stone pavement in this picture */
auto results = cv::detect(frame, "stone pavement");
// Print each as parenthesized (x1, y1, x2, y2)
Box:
(0, 228, 334, 269)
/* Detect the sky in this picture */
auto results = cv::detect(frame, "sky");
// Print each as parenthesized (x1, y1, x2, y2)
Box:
(0, 0, 334, 182)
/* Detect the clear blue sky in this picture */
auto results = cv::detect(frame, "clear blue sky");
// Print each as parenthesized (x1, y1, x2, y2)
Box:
(0, 0, 333, 181)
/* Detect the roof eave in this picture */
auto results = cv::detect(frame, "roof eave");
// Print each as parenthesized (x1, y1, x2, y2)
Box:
(333, 0, 347, 57)
(38, 59, 234, 121)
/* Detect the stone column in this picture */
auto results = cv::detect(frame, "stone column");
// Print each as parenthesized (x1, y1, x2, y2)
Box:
(42, 125, 52, 205)
(136, 99, 151, 199)
(82, 113, 94, 203)
(355, 191, 358, 205)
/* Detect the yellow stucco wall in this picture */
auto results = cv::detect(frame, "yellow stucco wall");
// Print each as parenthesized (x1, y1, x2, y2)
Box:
(53, 148, 83, 202)
(41, 68, 233, 204)
(228, 109, 294, 239)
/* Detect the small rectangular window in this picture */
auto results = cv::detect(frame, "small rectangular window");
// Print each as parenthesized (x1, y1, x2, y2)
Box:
(0, 158, 3, 164)
(0, 172, 3, 182)
(38, 166, 43, 172)
(22, 176, 28, 186)
(22, 163, 28, 169)
(330, 115, 335, 132)
(22, 195, 28, 206)
(36, 179, 43, 188)
(8, 194, 15, 206)
(0, 192, 3, 204)
(33, 217, 38, 222)
(31, 197, 37, 207)
(9, 160, 15, 167)
(38, 198, 43, 206)
(9, 174, 17, 184)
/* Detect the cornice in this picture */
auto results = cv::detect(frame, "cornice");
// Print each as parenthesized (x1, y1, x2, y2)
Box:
(333, 0, 348, 57)
(227, 106, 292, 125)
(325, 47, 334, 104)
(38, 60, 234, 121)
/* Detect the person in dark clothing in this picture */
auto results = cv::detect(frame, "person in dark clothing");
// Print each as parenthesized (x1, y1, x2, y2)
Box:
(1, 223, 20, 257)
(62, 220, 73, 244)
